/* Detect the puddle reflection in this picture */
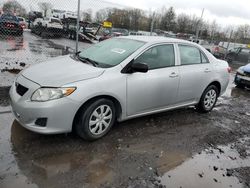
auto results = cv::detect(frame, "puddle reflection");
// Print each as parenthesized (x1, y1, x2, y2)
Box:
(159, 139, 250, 188)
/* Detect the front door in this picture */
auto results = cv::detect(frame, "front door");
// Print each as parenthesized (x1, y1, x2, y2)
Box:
(126, 44, 180, 116)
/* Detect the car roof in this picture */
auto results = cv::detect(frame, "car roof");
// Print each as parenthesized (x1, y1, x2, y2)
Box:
(118, 36, 194, 45)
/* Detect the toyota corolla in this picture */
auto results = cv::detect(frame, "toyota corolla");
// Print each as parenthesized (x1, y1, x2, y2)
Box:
(10, 36, 230, 140)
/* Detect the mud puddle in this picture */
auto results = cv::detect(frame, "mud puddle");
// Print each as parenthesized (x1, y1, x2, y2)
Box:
(159, 137, 250, 188)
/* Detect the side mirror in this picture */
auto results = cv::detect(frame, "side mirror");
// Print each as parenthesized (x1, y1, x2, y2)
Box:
(131, 63, 148, 73)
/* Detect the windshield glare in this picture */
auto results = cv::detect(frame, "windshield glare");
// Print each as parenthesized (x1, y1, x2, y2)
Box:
(79, 38, 145, 68)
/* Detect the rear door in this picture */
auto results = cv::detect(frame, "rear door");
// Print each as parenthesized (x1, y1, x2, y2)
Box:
(176, 44, 213, 104)
(237, 48, 250, 63)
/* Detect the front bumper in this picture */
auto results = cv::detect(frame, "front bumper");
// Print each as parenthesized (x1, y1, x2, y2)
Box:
(9, 75, 79, 134)
(235, 73, 250, 86)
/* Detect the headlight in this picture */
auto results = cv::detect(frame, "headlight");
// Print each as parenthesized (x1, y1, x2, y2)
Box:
(31, 87, 76, 102)
(237, 68, 245, 75)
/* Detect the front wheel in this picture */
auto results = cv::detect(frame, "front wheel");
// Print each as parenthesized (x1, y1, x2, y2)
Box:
(75, 99, 116, 141)
(196, 85, 219, 113)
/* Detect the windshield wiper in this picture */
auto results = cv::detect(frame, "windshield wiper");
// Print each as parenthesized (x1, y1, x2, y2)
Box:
(77, 55, 99, 67)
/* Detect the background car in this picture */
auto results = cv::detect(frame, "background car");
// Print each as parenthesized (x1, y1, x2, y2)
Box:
(0, 13, 23, 35)
(226, 47, 250, 63)
(31, 17, 63, 37)
(235, 63, 250, 88)
(17, 17, 27, 29)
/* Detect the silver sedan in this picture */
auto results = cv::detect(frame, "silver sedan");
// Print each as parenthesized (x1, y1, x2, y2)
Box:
(10, 36, 230, 140)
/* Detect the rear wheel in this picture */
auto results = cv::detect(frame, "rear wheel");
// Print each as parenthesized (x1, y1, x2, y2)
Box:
(196, 85, 219, 113)
(75, 99, 116, 141)
(226, 55, 234, 63)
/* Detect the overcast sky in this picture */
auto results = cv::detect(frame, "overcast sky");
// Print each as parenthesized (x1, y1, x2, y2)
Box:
(13, 0, 250, 27)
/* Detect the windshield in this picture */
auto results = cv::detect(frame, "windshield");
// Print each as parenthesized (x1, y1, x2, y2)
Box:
(79, 38, 145, 68)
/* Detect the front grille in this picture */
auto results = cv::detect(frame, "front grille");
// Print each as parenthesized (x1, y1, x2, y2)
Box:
(244, 71, 250, 77)
(16, 83, 28, 96)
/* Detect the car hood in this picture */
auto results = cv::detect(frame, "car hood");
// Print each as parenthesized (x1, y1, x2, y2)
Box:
(22, 55, 105, 86)
(242, 63, 250, 73)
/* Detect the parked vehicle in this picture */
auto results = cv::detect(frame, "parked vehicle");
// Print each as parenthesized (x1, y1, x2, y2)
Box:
(226, 47, 250, 63)
(61, 11, 77, 19)
(235, 63, 250, 88)
(63, 19, 101, 43)
(99, 31, 122, 41)
(189, 39, 214, 52)
(213, 42, 247, 59)
(0, 13, 23, 35)
(31, 17, 63, 37)
(17, 17, 27, 29)
(52, 9, 66, 19)
(10, 36, 230, 140)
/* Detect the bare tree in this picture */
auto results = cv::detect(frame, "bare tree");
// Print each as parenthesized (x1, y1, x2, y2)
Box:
(38, 2, 53, 17)
(82, 9, 92, 22)
(95, 8, 109, 23)
(2, 0, 26, 16)
(161, 7, 176, 31)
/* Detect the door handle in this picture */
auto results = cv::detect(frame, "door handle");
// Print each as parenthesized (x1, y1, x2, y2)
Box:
(204, 68, 211, 73)
(169, 72, 179, 78)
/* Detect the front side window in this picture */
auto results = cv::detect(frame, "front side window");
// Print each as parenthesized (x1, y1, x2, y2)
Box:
(134, 44, 175, 70)
(179, 45, 209, 65)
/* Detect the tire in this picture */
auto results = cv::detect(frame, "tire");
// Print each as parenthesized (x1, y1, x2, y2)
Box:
(235, 82, 245, 89)
(75, 99, 116, 141)
(235, 74, 245, 89)
(226, 55, 234, 63)
(196, 85, 219, 113)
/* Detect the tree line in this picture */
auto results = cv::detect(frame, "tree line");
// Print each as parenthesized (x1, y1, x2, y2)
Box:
(1, 0, 250, 44)
(92, 6, 250, 44)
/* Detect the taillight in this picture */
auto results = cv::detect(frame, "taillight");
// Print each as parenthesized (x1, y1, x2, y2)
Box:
(215, 47, 219, 52)
(227, 67, 232, 73)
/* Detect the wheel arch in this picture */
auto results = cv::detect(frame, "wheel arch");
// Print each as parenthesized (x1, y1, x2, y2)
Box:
(72, 95, 123, 131)
(208, 81, 221, 95)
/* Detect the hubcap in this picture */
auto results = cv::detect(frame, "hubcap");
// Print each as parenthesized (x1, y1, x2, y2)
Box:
(89, 105, 113, 135)
(204, 89, 217, 110)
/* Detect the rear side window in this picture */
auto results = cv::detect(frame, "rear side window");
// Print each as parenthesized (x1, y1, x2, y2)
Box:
(134, 44, 175, 70)
(179, 45, 209, 65)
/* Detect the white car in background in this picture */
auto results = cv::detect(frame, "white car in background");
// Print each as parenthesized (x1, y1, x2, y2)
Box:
(41, 17, 63, 29)
(60, 11, 77, 19)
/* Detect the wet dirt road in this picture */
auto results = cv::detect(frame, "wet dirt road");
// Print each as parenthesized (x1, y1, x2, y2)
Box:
(0, 32, 250, 188)
(0, 31, 90, 86)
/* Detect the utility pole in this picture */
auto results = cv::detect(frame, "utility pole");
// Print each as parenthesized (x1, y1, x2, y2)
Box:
(150, 12, 155, 36)
(224, 30, 234, 59)
(75, 0, 81, 53)
(195, 8, 204, 41)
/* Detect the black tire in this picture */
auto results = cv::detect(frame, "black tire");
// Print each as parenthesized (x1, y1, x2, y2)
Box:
(235, 82, 245, 89)
(75, 98, 116, 141)
(196, 85, 219, 113)
(226, 55, 234, 63)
